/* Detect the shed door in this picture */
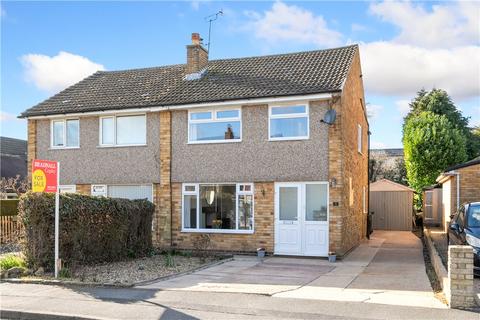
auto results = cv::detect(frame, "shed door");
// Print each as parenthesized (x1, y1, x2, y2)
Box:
(370, 191, 412, 231)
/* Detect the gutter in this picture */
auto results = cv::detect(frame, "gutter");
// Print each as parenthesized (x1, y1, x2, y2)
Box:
(20, 92, 335, 119)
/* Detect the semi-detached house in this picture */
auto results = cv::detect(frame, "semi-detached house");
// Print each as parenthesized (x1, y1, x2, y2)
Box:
(20, 33, 369, 257)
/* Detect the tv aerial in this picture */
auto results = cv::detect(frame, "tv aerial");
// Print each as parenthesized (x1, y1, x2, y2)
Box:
(205, 9, 223, 53)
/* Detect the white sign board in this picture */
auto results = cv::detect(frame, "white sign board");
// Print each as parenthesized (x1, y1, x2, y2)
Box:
(91, 185, 107, 197)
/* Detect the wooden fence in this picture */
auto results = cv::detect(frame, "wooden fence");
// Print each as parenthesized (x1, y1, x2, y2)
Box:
(1, 215, 22, 244)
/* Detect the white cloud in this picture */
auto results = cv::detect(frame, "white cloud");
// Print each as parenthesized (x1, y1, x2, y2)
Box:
(395, 99, 411, 118)
(244, 2, 342, 48)
(370, 141, 387, 149)
(369, 1, 479, 49)
(367, 104, 383, 120)
(351, 23, 368, 32)
(21, 51, 105, 93)
(0, 111, 20, 122)
(360, 42, 480, 99)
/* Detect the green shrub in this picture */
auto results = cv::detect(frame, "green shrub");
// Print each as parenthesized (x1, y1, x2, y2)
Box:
(164, 253, 175, 268)
(58, 267, 71, 278)
(18, 192, 154, 271)
(1, 199, 19, 216)
(0, 254, 26, 270)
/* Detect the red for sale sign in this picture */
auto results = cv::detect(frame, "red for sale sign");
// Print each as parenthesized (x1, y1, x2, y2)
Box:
(32, 159, 58, 193)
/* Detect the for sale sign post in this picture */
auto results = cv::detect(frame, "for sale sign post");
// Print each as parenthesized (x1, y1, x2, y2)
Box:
(32, 159, 61, 278)
(32, 160, 58, 193)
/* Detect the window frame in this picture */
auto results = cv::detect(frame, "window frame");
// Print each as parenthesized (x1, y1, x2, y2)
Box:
(268, 104, 309, 141)
(50, 118, 80, 149)
(98, 113, 147, 147)
(187, 107, 242, 144)
(357, 124, 363, 154)
(181, 182, 254, 234)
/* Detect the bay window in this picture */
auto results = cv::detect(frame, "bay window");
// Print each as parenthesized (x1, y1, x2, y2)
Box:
(51, 119, 79, 148)
(182, 183, 254, 232)
(269, 104, 309, 140)
(188, 108, 241, 143)
(100, 114, 146, 146)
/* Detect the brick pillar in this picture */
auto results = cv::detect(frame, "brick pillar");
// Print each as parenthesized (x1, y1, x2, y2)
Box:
(156, 111, 172, 248)
(447, 245, 475, 308)
(328, 99, 343, 255)
(27, 120, 37, 184)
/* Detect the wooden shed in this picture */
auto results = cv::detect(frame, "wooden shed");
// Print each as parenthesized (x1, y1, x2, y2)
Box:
(370, 179, 415, 231)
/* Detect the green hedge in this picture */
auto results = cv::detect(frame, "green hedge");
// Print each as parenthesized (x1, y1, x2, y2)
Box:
(0, 199, 19, 216)
(18, 192, 154, 270)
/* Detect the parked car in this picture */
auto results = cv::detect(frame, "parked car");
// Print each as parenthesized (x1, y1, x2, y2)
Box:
(447, 202, 480, 276)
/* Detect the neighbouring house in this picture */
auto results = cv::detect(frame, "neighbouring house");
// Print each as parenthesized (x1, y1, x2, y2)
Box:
(369, 179, 414, 231)
(1, 136, 28, 180)
(436, 157, 480, 231)
(370, 148, 403, 171)
(19, 33, 369, 257)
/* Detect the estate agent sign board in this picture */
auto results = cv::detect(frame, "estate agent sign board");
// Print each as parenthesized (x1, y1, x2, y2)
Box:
(32, 159, 61, 278)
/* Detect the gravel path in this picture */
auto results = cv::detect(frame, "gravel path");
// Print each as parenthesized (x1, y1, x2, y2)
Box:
(71, 254, 218, 285)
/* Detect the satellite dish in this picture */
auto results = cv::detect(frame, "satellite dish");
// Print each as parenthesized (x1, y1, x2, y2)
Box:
(322, 109, 337, 125)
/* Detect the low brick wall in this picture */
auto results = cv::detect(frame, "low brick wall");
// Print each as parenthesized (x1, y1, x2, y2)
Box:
(424, 228, 449, 293)
(447, 245, 476, 308)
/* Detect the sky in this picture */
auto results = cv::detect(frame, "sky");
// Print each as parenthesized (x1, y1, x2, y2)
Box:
(1, 0, 479, 149)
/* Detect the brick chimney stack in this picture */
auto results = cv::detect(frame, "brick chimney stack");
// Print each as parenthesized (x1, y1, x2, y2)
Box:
(186, 33, 208, 74)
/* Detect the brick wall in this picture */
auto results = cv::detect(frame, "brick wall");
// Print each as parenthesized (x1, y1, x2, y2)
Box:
(154, 112, 172, 248)
(442, 164, 480, 230)
(170, 182, 274, 253)
(328, 48, 369, 255)
(27, 120, 36, 184)
(76, 184, 91, 195)
(447, 245, 476, 308)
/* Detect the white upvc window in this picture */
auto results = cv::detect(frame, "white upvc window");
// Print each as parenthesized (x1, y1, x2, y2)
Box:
(358, 124, 363, 154)
(59, 185, 76, 194)
(188, 108, 241, 143)
(99, 114, 146, 146)
(51, 119, 80, 148)
(269, 104, 309, 140)
(182, 183, 254, 233)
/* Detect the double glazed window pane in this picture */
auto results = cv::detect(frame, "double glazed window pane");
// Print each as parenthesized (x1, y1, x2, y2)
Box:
(183, 195, 197, 228)
(200, 185, 236, 229)
(190, 112, 212, 120)
(279, 187, 298, 220)
(190, 121, 240, 141)
(270, 117, 308, 138)
(53, 120, 79, 147)
(238, 195, 253, 230)
(117, 115, 146, 145)
(102, 115, 146, 145)
(53, 121, 64, 146)
(306, 184, 328, 221)
(271, 105, 306, 115)
(66, 120, 79, 147)
(101, 117, 114, 145)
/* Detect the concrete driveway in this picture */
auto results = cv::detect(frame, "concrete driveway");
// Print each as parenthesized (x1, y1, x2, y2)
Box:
(138, 231, 445, 309)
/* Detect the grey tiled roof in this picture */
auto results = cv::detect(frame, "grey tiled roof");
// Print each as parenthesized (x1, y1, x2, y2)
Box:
(20, 45, 358, 117)
(0, 137, 27, 157)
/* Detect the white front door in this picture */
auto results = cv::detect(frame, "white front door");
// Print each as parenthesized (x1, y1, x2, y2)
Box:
(274, 182, 329, 256)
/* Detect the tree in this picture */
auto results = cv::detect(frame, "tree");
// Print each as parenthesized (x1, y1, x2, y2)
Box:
(369, 158, 407, 186)
(404, 89, 479, 159)
(403, 111, 467, 195)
